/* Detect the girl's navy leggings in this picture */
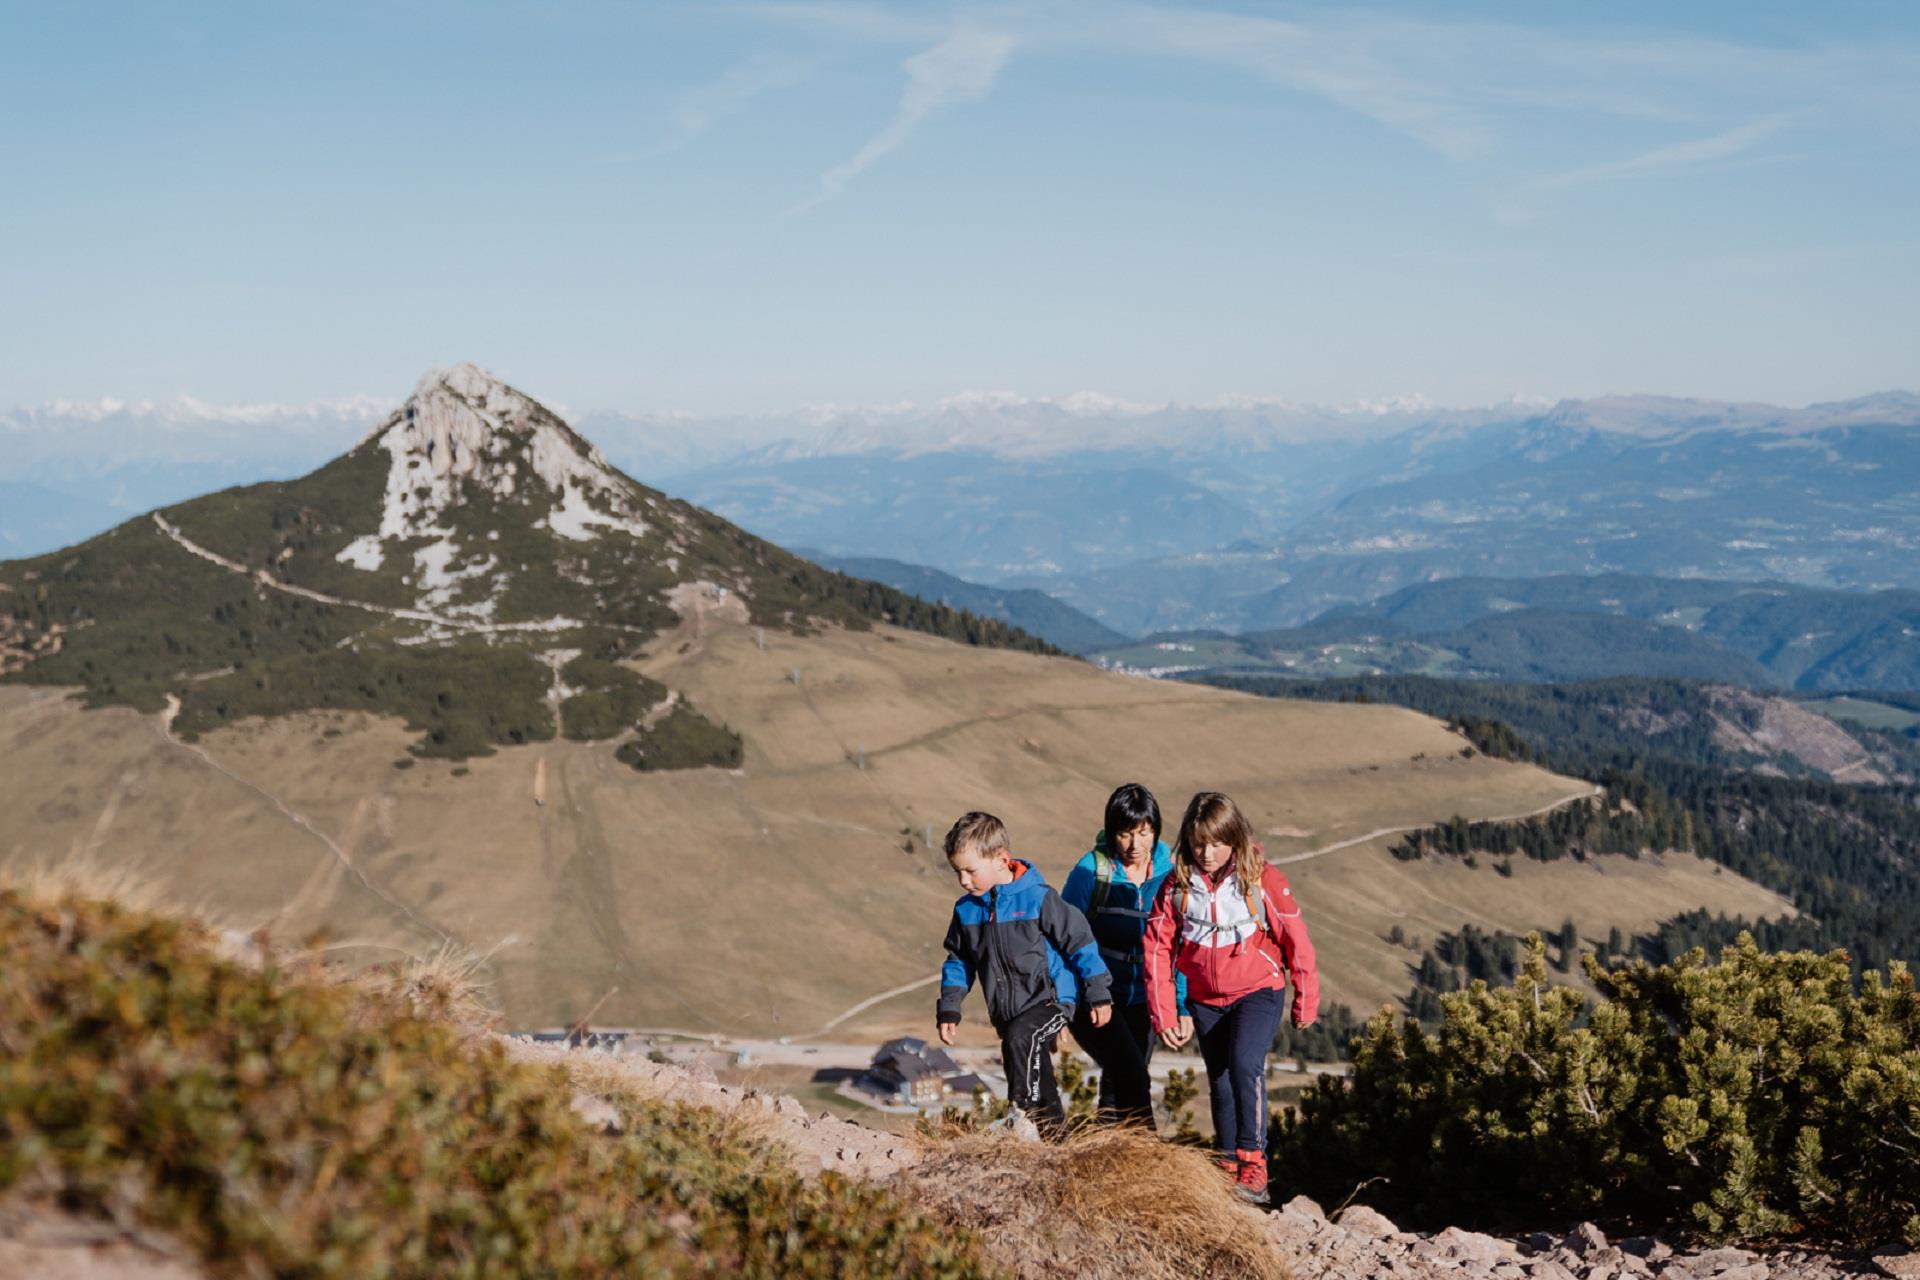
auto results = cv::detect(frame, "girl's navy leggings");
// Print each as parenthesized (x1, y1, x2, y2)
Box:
(1189, 986, 1286, 1153)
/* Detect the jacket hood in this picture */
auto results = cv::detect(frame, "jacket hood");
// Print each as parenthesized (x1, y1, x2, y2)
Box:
(958, 858, 1050, 907)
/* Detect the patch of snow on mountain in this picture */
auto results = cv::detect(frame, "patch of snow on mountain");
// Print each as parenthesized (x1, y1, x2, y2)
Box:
(337, 535, 384, 571)
(539, 482, 649, 542)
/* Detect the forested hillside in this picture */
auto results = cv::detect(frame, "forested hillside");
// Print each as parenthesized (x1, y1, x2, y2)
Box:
(1209, 674, 1920, 976)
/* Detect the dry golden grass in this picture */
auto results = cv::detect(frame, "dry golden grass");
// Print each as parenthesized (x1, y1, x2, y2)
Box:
(899, 1127, 1288, 1280)
(348, 937, 508, 1036)
(0, 851, 172, 918)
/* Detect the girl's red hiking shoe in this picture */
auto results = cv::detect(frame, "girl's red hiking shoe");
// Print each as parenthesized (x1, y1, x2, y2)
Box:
(1214, 1153, 1240, 1176)
(1232, 1149, 1269, 1203)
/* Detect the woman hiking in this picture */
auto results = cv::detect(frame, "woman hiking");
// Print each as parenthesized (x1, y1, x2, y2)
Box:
(1060, 783, 1191, 1126)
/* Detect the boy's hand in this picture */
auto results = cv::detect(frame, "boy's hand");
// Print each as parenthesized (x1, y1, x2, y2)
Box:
(937, 1021, 956, 1046)
(1159, 1016, 1194, 1050)
(1089, 1002, 1112, 1028)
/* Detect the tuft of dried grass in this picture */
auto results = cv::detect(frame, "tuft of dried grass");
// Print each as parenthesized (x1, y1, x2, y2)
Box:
(0, 854, 172, 917)
(898, 1126, 1288, 1280)
(350, 938, 505, 1033)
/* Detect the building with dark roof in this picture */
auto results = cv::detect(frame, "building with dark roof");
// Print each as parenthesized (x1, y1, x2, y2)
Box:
(862, 1037, 978, 1107)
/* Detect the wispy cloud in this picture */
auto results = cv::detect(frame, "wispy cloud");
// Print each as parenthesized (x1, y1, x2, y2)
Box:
(736, 0, 1916, 216)
(667, 52, 816, 150)
(791, 25, 1015, 212)
(1530, 112, 1798, 191)
(1099, 6, 1494, 159)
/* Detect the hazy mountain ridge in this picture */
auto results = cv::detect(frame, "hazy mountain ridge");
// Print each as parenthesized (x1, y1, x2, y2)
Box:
(1092, 573, 1920, 694)
(801, 552, 1130, 653)
(8, 386, 1918, 643)
(0, 365, 1054, 760)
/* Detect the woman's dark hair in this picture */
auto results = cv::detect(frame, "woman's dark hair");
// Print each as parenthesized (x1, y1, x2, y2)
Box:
(1103, 782, 1162, 849)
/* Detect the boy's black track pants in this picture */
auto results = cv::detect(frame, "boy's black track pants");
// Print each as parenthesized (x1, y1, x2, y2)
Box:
(1069, 1001, 1155, 1126)
(998, 1001, 1070, 1137)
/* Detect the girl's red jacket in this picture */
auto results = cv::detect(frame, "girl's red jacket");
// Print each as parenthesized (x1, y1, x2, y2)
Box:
(1143, 863, 1320, 1033)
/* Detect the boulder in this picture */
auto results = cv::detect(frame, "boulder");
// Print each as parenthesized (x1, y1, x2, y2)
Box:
(1282, 1194, 1328, 1221)
(1422, 1226, 1513, 1268)
(1334, 1205, 1400, 1238)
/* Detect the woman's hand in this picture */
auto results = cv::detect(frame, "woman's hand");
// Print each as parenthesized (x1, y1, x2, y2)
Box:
(1158, 1016, 1194, 1050)
(1089, 1002, 1112, 1028)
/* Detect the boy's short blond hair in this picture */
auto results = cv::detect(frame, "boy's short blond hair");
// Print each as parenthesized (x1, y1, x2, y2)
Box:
(944, 811, 1010, 861)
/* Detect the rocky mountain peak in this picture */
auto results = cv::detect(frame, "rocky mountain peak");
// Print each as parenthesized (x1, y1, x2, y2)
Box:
(336, 364, 652, 582)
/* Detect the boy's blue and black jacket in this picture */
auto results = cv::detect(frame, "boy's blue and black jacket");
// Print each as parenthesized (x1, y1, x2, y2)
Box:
(1061, 837, 1190, 1014)
(938, 860, 1112, 1029)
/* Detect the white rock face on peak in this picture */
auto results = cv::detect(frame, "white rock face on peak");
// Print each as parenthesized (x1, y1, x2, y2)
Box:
(335, 364, 654, 581)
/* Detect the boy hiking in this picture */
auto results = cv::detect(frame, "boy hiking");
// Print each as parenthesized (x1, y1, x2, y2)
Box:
(1144, 791, 1319, 1203)
(937, 811, 1113, 1137)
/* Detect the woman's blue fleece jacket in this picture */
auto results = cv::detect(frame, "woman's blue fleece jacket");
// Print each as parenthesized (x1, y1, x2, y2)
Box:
(1061, 839, 1190, 1015)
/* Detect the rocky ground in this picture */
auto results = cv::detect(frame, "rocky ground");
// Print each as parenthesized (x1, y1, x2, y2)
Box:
(6, 1039, 1905, 1279)
(1264, 1197, 1902, 1280)
(532, 1039, 1913, 1280)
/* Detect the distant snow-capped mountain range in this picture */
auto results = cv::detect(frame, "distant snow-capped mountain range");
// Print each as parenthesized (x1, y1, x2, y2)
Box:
(6, 387, 1918, 636)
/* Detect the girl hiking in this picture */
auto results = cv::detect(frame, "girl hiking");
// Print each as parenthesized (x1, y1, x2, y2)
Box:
(1061, 783, 1191, 1126)
(1143, 791, 1319, 1203)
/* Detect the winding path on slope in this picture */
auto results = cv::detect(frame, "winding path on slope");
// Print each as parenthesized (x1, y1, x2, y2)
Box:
(151, 513, 646, 637)
(1267, 784, 1604, 866)
(155, 694, 449, 946)
(796, 782, 1604, 1040)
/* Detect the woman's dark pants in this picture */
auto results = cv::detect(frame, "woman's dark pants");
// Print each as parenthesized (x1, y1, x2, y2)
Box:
(1069, 1001, 1156, 1126)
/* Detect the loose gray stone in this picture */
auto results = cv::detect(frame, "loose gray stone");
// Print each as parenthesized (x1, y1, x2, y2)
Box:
(1875, 1249, 1920, 1280)
(1569, 1224, 1612, 1258)
(1692, 1248, 1757, 1274)
(568, 1090, 621, 1133)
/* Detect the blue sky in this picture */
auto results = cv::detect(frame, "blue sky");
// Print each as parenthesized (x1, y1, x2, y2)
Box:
(3, 1, 1916, 413)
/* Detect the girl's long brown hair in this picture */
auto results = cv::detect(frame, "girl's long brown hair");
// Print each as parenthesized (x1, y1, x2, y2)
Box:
(1173, 791, 1264, 894)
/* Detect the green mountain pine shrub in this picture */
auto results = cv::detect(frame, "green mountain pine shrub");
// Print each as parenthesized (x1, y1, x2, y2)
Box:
(1274, 934, 1920, 1244)
(616, 704, 744, 772)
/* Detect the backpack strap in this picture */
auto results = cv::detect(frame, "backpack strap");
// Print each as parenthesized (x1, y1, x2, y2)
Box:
(1089, 837, 1116, 918)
